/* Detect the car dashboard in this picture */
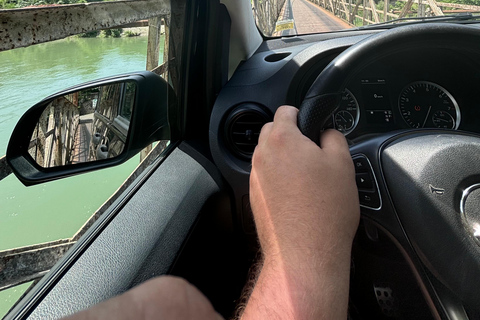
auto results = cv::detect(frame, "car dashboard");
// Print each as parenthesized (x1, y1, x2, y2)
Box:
(208, 25, 480, 319)
(210, 27, 480, 207)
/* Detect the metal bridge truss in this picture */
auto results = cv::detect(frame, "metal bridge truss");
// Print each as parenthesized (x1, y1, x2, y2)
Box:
(308, 0, 480, 26)
(0, 0, 174, 300)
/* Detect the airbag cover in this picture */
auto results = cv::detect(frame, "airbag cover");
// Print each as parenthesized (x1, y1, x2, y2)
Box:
(382, 132, 480, 306)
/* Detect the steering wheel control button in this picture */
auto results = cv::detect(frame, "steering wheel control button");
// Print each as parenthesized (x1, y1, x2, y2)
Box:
(359, 191, 381, 208)
(352, 155, 382, 210)
(356, 173, 373, 190)
(460, 184, 480, 245)
(353, 157, 369, 173)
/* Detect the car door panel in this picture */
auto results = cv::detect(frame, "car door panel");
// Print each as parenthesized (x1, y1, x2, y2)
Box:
(6, 143, 222, 320)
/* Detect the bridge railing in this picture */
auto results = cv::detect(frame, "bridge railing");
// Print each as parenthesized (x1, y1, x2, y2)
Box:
(309, 0, 480, 27)
(28, 96, 81, 168)
(252, 0, 287, 36)
(0, 0, 171, 299)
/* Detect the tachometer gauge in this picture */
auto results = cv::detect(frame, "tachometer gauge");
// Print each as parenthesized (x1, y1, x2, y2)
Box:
(398, 81, 460, 129)
(334, 89, 359, 135)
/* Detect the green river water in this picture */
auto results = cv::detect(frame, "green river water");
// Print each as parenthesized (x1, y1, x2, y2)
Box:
(0, 35, 155, 317)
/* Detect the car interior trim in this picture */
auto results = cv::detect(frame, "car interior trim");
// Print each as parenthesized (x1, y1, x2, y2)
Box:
(219, 0, 262, 79)
(6, 145, 220, 319)
(5, 141, 178, 320)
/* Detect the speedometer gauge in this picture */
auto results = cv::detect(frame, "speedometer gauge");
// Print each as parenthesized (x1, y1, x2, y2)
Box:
(334, 89, 359, 135)
(398, 81, 460, 129)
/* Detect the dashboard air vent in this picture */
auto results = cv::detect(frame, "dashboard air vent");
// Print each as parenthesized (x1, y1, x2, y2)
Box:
(225, 104, 272, 160)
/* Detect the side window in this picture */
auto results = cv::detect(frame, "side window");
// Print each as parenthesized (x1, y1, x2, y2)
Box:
(0, 1, 175, 316)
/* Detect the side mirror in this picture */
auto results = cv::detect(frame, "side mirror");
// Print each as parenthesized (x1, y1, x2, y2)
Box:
(7, 71, 171, 186)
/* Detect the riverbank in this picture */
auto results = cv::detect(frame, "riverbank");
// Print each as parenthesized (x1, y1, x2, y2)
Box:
(123, 26, 151, 37)
(79, 26, 163, 38)
(119, 25, 165, 37)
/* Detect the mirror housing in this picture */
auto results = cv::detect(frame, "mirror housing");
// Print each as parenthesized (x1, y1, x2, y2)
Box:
(7, 71, 171, 186)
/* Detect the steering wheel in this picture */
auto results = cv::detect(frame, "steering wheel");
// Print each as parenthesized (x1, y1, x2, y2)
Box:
(297, 23, 480, 317)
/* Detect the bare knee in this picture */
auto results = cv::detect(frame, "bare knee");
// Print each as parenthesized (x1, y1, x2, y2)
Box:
(126, 276, 221, 320)
(63, 276, 222, 320)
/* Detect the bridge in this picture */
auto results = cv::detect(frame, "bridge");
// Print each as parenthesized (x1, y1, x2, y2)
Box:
(253, 0, 480, 35)
(0, 0, 172, 310)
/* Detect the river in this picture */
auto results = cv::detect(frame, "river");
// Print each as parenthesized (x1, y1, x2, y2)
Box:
(0, 34, 155, 317)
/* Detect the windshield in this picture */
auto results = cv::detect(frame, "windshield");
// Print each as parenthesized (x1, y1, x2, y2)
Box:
(252, 0, 480, 36)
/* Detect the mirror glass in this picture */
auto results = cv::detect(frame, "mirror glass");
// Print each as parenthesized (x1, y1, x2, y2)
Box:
(28, 81, 136, 168)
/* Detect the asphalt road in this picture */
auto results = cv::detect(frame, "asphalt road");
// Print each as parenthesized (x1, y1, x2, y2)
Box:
(281, 0, 351, 36)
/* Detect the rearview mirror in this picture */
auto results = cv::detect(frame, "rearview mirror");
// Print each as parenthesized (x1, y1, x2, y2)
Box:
(7, 71, 171, 186)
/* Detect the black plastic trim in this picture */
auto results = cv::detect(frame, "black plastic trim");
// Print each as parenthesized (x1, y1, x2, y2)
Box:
(178, 141, 225, 188)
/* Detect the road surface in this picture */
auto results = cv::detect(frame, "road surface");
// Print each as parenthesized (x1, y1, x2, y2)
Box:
(279, 0, 351, 36)
(71, 115, 93, 164)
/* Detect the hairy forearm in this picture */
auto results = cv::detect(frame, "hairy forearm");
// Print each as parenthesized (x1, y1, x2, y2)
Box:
(240, 244, 353, 320)
(234, 252, 264, 319)
(242, 106, 359, 320)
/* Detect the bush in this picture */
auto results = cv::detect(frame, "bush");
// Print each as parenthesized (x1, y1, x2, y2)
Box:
(101, 28, 122, 38)
(111, 28, 122, 37)
(101, 29, 112, 37)
(123, 30, 141, 37)
(78, 30, 100, 38)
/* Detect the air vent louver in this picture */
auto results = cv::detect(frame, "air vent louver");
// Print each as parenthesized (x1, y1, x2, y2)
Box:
(225, 104, 272, 159)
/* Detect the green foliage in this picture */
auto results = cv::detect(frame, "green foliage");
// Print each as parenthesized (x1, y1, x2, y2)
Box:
(78, 30, 100, 38)
(0, 0, 15, 9)
(111, 29, 122, 37)
(101, 29, 111, 37)
(56, 0, 86, 4)
(442, 0, 480, 6)
(376, 0, 384, 11)
(101, 28, 122, 38)
(376, 0, 480, 18)
(391, 0, 406, 12)
(123, 30, 141, 37)
(1, 0, 100, 9)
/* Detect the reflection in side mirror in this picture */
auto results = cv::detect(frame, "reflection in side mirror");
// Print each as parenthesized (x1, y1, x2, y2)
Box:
(29, 82, 136, 168)
(7, 71, 171, 186)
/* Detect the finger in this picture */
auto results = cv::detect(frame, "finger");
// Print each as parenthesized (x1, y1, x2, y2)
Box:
(319, 129, 349, 151)
(257, 122, 273, 146)
(272, 105, 299, 130)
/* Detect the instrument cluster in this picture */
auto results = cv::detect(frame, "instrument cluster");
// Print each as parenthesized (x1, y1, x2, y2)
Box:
(330, 78, 465, 138)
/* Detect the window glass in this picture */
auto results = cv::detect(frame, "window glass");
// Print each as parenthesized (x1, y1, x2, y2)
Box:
(0, 11, 170, 317)
(252, 0, 480, 37)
